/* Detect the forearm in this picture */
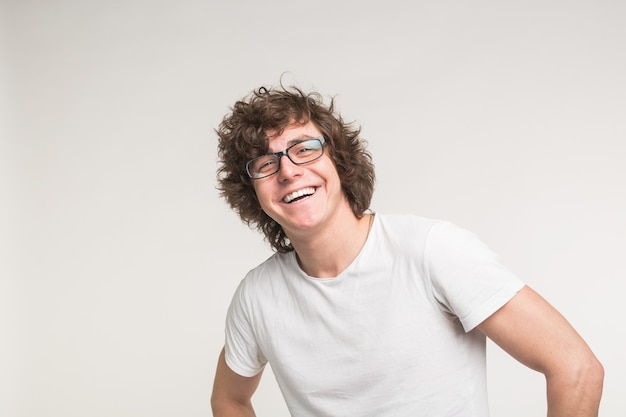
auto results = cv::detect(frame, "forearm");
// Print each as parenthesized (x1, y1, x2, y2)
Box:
(545, 361, 604, 417)
(211, 398, 257, 417)
(211, 348, 262, 417)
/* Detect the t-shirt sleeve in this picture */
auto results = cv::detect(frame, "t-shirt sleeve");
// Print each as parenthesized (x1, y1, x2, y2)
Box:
(424, 221, 525, 332)
(224, 278, 267, 377)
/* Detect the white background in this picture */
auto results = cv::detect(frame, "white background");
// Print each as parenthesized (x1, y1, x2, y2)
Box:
(1, 1, 625, 416)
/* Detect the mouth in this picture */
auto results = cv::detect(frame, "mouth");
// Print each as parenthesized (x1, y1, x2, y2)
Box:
(283, 187, 316, 203)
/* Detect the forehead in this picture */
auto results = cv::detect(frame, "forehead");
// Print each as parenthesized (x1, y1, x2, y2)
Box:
(265, 121, 322, 151)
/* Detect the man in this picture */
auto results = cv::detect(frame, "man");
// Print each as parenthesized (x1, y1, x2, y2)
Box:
(211, 85, 603, 416)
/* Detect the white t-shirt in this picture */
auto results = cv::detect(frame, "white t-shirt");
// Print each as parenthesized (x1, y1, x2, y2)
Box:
(224, 214, 524, 417)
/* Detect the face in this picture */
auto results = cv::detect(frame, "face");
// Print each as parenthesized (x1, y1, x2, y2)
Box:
(252, 121, 350, 239)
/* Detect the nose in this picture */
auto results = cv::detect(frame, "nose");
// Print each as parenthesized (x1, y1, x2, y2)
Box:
(276, 153, 303, 181)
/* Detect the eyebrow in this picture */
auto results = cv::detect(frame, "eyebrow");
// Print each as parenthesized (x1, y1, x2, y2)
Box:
(285, 135, 317, 146)
(259, 133, 324, 156)
(266, 135, 320, 153)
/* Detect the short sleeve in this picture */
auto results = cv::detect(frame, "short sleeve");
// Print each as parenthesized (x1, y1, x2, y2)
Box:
(224, 279, 267, 377)
(424, 221, 525, 332)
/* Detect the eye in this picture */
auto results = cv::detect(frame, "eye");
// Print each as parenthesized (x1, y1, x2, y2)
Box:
(251, 156, 277, 174)
(257, 159, 276, 172)
(293, 139, 321, 155)
(296, 145, 314, 154)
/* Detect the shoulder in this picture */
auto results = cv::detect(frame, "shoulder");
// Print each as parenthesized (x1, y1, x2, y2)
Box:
(372, 212, 487, 251)
(233, 251, 298, 301)
(376, 212, 439, 230)
(374, 213, 444, 247)
(423, 220, 496, 265)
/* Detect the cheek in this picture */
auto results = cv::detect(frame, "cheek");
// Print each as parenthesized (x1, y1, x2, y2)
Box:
(252, 183, 272, 208)
(325, 161, 342, 187)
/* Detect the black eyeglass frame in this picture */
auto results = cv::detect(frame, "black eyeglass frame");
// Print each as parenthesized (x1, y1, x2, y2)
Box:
(244, 137, 326, 179)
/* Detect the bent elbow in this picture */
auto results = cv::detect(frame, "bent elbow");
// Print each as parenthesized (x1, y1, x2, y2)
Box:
(564, 354, 604, 396)
(546, 352, 605, 396)
(587, 357, 604, 391)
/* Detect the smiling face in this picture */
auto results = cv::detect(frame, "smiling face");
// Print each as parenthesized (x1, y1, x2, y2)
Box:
(252, 121, 351, 240)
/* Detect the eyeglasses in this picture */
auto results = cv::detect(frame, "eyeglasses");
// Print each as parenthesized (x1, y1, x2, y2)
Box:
(244, 137, 326, 179)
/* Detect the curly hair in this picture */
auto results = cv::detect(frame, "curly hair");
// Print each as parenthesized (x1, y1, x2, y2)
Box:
(216, 84, 375, 252)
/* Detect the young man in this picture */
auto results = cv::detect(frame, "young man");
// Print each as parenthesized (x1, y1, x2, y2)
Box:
(211, 85, 603, 416)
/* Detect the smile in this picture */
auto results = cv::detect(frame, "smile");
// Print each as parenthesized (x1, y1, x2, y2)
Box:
(283, 187, 316, 203)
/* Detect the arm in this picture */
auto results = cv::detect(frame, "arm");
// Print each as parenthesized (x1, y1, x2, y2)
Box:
(211, 347, 263, 417)
(478, 286, 604, 417)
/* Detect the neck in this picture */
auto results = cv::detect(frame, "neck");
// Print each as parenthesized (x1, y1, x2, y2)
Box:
(289, 211, 374, 278)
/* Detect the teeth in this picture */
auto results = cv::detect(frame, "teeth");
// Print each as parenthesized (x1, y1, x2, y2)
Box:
(283, 187, 315, 203)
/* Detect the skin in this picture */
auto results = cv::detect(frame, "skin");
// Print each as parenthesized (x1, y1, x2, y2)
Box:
(211, 348, 262, 417)
(478, 286, 604, 417)
(211, 122, 604, 416)
(251, 121, 373, 278)
(212, 294, 604, 417)
(212, 121, 373, 415)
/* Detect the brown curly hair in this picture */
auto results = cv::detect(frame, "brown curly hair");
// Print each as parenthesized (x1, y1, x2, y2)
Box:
(216, 84, 375, 252)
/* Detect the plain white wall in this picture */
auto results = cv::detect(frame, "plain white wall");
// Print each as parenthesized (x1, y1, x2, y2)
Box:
(3, 1, 625, 416)
(1, 4, 22, 416)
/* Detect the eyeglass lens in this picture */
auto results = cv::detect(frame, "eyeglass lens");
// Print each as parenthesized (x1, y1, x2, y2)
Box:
(247, 138, 324, 179)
